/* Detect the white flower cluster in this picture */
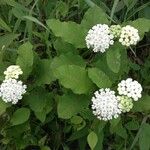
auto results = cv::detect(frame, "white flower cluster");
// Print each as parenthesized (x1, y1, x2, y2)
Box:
(91, 78, 143, 121)
(4, 65, 23, 79)
(0, 65, 27, 104)
(91, 88, 121, 121)
(0, 79, 27, 104)
(117, 78, 142, 101)
(85, 24, 114, 53)
(85, 24, 140, 53)
(119, 25, 140, 47)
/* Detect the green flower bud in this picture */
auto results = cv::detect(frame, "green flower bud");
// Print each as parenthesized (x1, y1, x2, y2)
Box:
(117, 96, 133, 113)
(110, 25, 122, 38)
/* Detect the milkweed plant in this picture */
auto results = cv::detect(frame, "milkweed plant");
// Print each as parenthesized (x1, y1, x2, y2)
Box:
(0, 0, 150, 150)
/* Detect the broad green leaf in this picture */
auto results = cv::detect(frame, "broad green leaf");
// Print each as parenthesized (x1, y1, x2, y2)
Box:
(51, 52, 86, 75)
(106, 43, 123, 73)
(57, 94, 89, 119)
(0, 33, 19, 49)
(0, 99, 10, 115)
(0, 18, 11, 32)
(139, 123, 150, 150)
(35, 59, 55, 85)
(34, 111, 46, 123)
(53, 38, 76, 55)
(88, 67, 112, 88)
(16, 42, 33, 79)
(54, 65, 93, 94)
(11, 108, 30, 126)
(81, 6, 109, 29)
(46, 19, 86, 48)
(128, 18, 150, 38)
(24, 88, 51, 113)
(132, 95, 150, 112)
(87, 131, 98, 150)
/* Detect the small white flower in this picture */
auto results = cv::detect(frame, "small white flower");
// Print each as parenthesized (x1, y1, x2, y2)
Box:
(117, 96, 133, 112)
(91, 88, 121, 121)
(119, 25, 140, 46)
(4, 65, 23, 79)
(117, 78, 142, 101)
(110, 25, 122, 38)
(0, 79, 27, 104)
(85, 24, 114, 53)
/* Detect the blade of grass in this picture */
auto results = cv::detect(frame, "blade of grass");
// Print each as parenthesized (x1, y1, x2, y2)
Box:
(84, 0, 96, 7)
(110, 0, 119, 23)
(126, 2, 150, 20)
(23, 16, 49, 31)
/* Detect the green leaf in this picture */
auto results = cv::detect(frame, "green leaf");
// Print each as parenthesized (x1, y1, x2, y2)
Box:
(132, 95, 150, 112)
(46, 19, 86, 48)
(54, 65, 93, 94)
(11, 108, 30, 126)
(106, 43, 123, 73)
(35, 59, 55, 85)
(0, 18, 11, 32)
(87, 131, 98, 150)
(139, 123, 150, 150)
(57, 93, 89, 119)
(25, 88, 52, 113)
(125, 120, 139, 130)
(16, 42, 33, 79)
(53, 38, 76, 55)
(0, 33, 19, 49)
(81, 6, 109, 29)
(128, 18, 150, 39)
(88, 67, 112, 88)
(51, 52, 86, 73)
(0, 99, 10, 115)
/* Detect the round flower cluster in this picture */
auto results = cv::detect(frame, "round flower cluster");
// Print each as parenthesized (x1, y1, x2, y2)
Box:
(4, 65, 23, 79)
(91, 88, 121, 121)
(110, 25, 122, 38)
(117, 96, 133, 112)
(0, 65, 27, 104)
(117, 78, 142, 101)
(85, 24, 114, 53)
(119, 25, 140, 47)
(0, 79, 27, 104)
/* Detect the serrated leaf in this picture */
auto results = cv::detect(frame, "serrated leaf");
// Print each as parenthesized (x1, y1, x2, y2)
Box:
(35, 59, 55, 85)
(16, 42, 33, 79)
(87, 131, 98, 150)
(106, 43, 123, 73)
(81, 6, 109, 29)
(88, 67, 112, 88)
(47, 19, 86, 48)
(54, 65, 93, 94)
(11, 108, 30, 126)
(57, 94, 89, 119)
